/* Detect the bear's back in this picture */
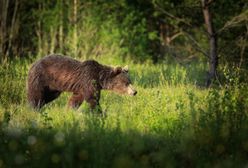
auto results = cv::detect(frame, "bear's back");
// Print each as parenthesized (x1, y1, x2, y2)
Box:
(28, 54, 107, 92)
(40, 54, 101, 71)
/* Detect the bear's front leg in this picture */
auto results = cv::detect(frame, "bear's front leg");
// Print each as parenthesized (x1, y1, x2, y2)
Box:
(85, 97, 102, 113)
(85, 92, 102, 113)
(68, 93, 84, 109)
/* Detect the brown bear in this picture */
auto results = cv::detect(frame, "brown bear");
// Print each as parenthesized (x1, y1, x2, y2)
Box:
(27, 54, 137, 111)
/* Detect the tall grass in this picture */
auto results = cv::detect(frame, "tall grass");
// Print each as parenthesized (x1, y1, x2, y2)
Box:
(0, 57, 247, 167)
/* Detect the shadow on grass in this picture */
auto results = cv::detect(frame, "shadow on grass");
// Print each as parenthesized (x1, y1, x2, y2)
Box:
(1, 113, 248, 168)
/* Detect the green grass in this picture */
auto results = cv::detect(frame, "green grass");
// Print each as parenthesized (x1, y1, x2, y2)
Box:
(0, 57, 248, 167)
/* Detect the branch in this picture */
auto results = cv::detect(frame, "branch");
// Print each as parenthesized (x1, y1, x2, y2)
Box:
(156, 3, 209, 36)
(206, 0, 215, 6)
(170, 32, 184, 42)
(154, 3, 192, 27)
(183, 31, 209, 58)
(159, 17, 209, 58)
(239, 23, 248, 68)
(217, 9, 248, 34)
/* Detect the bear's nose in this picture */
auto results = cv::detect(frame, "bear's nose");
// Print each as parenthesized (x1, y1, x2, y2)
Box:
(133, 90, 137, 96)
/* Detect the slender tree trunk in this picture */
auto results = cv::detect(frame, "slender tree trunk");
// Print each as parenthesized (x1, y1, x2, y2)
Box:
(73, 0, 78, 56)
(50, 27, 56, 53)
(0, 0, 9, 61)
(0, 1, 4, 58)
(36, 2, 42, 56)
(59, 0, 64, 53)
(7, 0, 19, 57)
(201, 0, 218, 87)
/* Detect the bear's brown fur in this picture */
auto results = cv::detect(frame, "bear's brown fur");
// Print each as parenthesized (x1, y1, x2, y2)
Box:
(27, 54, 137, 111)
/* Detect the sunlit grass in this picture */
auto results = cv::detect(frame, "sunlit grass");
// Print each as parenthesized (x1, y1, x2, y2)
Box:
(0, 57, 247, 167)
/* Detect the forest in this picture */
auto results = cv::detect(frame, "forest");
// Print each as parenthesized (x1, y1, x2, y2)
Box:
(0, 0, 248, 167)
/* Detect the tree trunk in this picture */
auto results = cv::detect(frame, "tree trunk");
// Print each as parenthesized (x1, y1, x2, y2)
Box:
(73, 0, 78, 57)
(59, 0, 64, 53)
(36, 2, 42, 56)
(7, 0, 19, 57)
(201, 0, 218, 87)
(0, 0, 9, 61)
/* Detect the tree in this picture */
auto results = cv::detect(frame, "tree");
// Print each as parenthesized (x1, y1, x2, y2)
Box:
(0, 0, 20, 61)
(201, 0, 218, 87)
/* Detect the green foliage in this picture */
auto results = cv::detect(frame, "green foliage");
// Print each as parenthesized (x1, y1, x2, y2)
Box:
(0, 57, 248, 167)
(19, 0, 153, 62)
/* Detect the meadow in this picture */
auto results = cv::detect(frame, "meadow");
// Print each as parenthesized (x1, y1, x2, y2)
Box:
(0, 56, 248, 168)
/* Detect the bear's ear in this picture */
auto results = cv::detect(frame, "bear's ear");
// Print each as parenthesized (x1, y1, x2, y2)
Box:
(111, 67, 122, 76)
(122, 65, 129, 73)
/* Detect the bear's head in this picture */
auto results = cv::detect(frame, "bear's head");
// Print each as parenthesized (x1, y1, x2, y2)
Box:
(109, 66, 137, 96)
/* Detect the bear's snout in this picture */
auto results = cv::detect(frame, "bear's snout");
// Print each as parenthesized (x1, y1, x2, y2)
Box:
(127, 85, 137, 96)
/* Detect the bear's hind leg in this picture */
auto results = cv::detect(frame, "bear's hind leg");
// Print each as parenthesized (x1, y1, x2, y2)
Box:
(43, 87, 61, 104)
(28, 91, 45, 109)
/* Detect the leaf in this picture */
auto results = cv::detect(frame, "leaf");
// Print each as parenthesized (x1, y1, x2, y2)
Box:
(148, 31, 158, 40)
